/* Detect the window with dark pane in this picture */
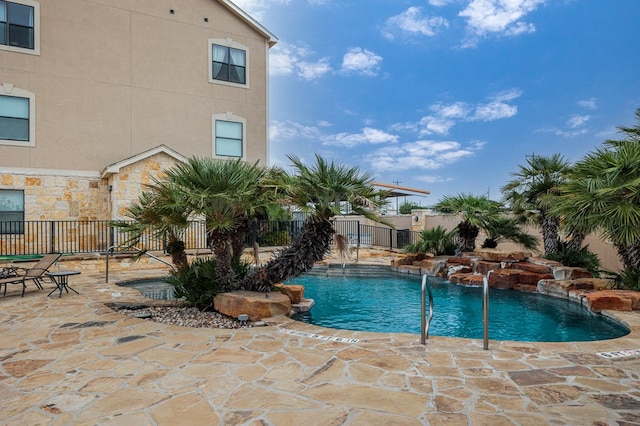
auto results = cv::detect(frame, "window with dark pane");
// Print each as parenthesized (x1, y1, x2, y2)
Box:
(212, 44, 246, 85)
(0, 189, 24, 235)
(0, 1, 35, 50)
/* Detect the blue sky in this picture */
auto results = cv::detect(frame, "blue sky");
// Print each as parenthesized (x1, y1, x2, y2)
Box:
(235, 0, 640, 206)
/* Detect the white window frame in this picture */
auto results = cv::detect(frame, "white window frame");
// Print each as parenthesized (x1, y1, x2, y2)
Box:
(212, 112, 246, 160)
(0, 84, 35, 147)
(0, 0, 40, 55)
(208, 38, 250, 89)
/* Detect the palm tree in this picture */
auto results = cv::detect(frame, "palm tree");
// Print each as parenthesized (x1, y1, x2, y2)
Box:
(435, 194, 503, 256)
(242, 154, 390, 292)
(554, 109, 640, 272)
(149, 157, 275, 288)
(113, 180, 191, 271)
(481, 216, 538, 250)
(501, 153, 572, 256)
(404, 225, 457, 256)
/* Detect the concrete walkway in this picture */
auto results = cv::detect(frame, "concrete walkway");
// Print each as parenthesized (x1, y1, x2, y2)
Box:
(1, 268, 640, 425)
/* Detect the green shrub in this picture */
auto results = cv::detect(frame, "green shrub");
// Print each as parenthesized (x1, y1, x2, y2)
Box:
(404, 226, 456, 256)
(606, 268, 640, 291)
(546, 242, 601, 277)
(167, 257, 250, 309)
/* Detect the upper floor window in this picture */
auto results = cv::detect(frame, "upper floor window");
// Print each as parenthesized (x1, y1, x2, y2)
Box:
(209, 39, 249, 88)
(0, 85, 36, 147)
(215, 120, 243, 158)
(0, 189, 24, 235)
(212, 112, 245, 159)
(0, 0, 39, 55)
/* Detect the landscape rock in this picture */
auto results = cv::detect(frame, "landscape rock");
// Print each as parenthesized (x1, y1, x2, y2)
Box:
(475, 260, 502, 276)
(513, 262, 554, 274)
(473, 249, 527, 262)
(518, 271, 554, 285)
(274, 283, 305, 304)
(214, 291, 291, 321)
(553, 267, 593, 280)
(586, 290, 640, 312)
(488, 269, 522, 289)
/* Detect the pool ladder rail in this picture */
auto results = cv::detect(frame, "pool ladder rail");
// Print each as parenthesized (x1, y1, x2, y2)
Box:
(420, 274, 490, 350)
(420, 274, 434, 345)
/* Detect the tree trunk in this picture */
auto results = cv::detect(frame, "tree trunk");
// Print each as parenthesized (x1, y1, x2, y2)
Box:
(208, 231, 234, 290)
(540, 212, 560, 256)
(617, 239, 640, 272)
(241, 217, 335, 292)
(566, 230, 585, 251)
(166, 237, 188, 271)
(455, 221, 478, 256)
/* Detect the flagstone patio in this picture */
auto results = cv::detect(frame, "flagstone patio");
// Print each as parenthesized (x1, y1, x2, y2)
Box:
(1, 267, 639, 425)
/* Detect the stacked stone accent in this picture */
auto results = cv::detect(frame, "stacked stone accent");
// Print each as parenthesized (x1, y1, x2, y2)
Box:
(396, 248, 640, 313)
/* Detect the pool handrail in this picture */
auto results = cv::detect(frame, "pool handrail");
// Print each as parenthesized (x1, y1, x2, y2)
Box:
(483, 276, 489, 350)
(105, 245, 176, 283)
(421, 274, 434, 345)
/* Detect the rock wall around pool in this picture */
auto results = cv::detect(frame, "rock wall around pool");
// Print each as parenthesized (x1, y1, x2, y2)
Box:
(392, 248, 640, 313)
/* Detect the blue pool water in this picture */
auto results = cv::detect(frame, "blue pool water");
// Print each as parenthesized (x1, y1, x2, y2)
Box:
(289, 273, 629, 342)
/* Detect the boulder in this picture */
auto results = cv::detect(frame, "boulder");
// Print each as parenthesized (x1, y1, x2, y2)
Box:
(214, 291, 291, 321)
(553, 267, 593, 280)
(488, 269, 522, 289)
(475, 260, 502, 275)
(514, 262, 554, 274)
(514, 283, 538, 292)
(420, 257, 448, 277)
(274, 283, 305, 304)
(447, 256, 473, 266)
(473, 249, 527, 262)
(537, 279, 596, 298)
(518, 271, 554, 285)
(527, 257, 563, 268)
(586, 290, 640, 312)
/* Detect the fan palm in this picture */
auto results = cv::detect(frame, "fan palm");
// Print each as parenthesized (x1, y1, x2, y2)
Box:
(554, 109, 640, 271)
(404, 225, 457, 256)
(242, 154, 390, 292)
(160, 157, 276, 288)
(112, 179, 191, 270)
(501, 153, 572, 256)
(481, 216, 538, 250)
(435, 194, 503, 256)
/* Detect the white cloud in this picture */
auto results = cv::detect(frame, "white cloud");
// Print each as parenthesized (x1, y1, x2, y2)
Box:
(459, 0, 544, 46)
(365, 140, 476, 172)
(322, 127, 399, 148)
(341, 48, 383, 76)
(417, 90, 521, 135)
(297, 59, 332, 80)
(578, 98, 598, 110)
(471, 89, 521, 121)
(383, 7, 448, 40)
(416, 175, 453, 184)
(270, 120, 323, 141)
(269, 43, 332, 80)
(534, 126, 589, 138)
(567, 115, 590, 128)
(428, 0, 456, 6)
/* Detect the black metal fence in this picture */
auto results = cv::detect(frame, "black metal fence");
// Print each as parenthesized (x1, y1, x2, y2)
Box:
(0, 219, 421, 257)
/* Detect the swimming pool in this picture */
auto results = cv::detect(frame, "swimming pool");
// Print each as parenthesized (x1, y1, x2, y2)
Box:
(289, 272, 629, 342)
(117, 279, 175, 300)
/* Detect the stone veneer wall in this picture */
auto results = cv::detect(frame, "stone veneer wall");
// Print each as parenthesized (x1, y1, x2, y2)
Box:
(108, 152, 182, 221)
(0, 152, 184, 255)
(1, 170, 108, 221)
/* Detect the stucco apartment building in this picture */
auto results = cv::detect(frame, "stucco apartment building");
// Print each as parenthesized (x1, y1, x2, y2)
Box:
(0, 0, 277, 231)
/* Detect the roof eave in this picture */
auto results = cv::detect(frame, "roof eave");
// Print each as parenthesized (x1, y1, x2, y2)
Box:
(218, 0, 278, 47)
